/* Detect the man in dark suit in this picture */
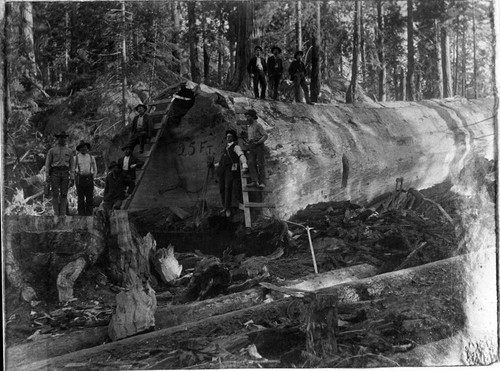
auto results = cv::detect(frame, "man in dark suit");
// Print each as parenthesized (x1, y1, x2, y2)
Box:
(288, 50, 314, 105)
(267, 46, 284, 100)
(118, 144, 144, 184)
(102, 161, 135, 211)
(247, 46, 267, 99)
(128, 104, 152, 153)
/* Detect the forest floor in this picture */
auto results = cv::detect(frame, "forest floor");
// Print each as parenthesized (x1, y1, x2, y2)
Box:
(5, 166, 496, 370)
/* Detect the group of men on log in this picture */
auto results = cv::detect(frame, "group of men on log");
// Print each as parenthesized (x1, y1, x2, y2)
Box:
(44, 103, 150, 216)
(248, 45, 315, 105)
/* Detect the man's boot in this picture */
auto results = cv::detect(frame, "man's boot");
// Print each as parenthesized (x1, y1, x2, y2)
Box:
(52, 198, 60, 216)
(59, 198, 68, 216)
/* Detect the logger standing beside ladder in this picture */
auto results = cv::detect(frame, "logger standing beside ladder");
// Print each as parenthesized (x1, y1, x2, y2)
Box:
(215, 129, 248, 218)
(244, 109, 268, 189)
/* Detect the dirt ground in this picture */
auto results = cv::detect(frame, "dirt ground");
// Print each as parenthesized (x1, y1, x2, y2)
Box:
(3, 163, 497, 368)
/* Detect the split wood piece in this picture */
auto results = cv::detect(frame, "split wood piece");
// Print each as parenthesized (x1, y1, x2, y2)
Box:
(108, 211, 155, 287)
(305, 294, 339, 356)
(152, 244, 183, 284)
(108, 269, 157, 341)
(168, 205, 192, 220)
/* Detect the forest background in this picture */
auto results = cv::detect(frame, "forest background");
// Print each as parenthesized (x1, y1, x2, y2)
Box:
(0, 0, 495, 211)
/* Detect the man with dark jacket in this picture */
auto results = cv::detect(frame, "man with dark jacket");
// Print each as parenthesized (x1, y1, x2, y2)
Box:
(102, 161, 135, 211)
(45, 131, 75, 216)
(288, 50, 314, 105)
(247, 46, 267, 99)
(128, 104, 152, 153)
(267, 46, 284, 100)
(215, 129, 248, 218)
(118, 144, 144, 184)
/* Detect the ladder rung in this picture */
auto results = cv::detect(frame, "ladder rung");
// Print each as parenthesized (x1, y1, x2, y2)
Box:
(154, 122, 163, 130)
(149, 98, 174, 105)
(243, 202, 276, 208)
(242, 186, 272, 192)
(241, 173, 252, 178)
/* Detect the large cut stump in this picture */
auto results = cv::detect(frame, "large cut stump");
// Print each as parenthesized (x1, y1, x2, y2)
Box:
(4, 212, 106, 303)
(107, 210, 155, 287)
(108, 269, 157, 341)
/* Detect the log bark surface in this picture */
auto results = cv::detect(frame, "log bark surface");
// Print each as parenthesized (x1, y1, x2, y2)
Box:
(128, 84, 493, 218)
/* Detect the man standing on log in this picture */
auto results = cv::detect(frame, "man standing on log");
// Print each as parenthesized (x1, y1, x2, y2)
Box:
(118, 144, 144, 186)
(247, 46, 267, 100)
(215, 129, 248, 218)
(288, 51, 314, 105)
(267, 46, 284, 100)
(244, 109, 268, 189)
(128, 104, 152, 154)
(102, 161, 135, 211)
(45, 131, 74, 216)
(74, 140, 96, 216)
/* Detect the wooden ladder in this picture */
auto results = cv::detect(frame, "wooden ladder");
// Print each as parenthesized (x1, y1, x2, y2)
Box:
(122, 98, 174, 210)
(239, 170, 275, 228)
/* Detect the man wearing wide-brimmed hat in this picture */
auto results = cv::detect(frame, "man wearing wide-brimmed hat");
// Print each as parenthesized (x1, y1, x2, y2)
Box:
(45, 131, 75, 216)
(247, 46, 267, 99)
(215, 129, 248, 217)
(118, 144, 144, 183)
(243, 109, 268, 189)
(288, 50, 314, 105)
(74, 140, 97, 216)
(267, 46, 284, 100)
(128, 103, 152, 153)
(102, 161, 135, 211)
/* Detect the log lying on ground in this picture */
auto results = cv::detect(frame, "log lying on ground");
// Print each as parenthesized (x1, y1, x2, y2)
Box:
(129, 82, 494, 219)
(20, 250, 479, 371)
(4, 212, 106, 303)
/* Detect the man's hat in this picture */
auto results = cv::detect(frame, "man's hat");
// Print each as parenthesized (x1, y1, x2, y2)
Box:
(244, 109, 258, 119)
(135, 104, 147, 111)
(55, 131, 69, 138)
(121, 144, 133, 151)
(108, 161, 120, 170)
(225, 129, 238, 140)
(76, 140, 91, 151)
(254, 46, 263, 52)
(294, 50, 304, 58)
(271, 46, 282, 54)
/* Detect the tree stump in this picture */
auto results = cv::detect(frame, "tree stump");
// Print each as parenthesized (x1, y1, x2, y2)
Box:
(304, 293, 338, 356)
(107, 210, 155, 287)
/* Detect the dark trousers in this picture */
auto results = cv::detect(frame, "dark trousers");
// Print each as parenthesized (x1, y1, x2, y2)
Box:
(293, 72, 311, 103)
(102, 199, 124, 211)
(128, 130, 149, 152)
(50, 168, 70, 216)
(76, 174, 94, 216)
(269, 76, 280, 100)
(219, 166, 241, 210)
(252, 70, 267, 99)
(248, 144, 266, 184)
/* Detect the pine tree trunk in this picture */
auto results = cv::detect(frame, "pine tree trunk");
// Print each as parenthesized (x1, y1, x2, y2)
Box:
(453, 16, 460, 95)
(461, 27, 466, 96)
(346, 0, 360, 104)
(203, 29, 210, 85)
(406, 0, 415, 101)
(171, 1, 181, 74)
(188, 1, 201, 83)
(310, 2, 321, 102)
(436, 20, 444, 99)
(4, 2, 13, 119)
(148, 19, 158, 102)
(20, 2, 36, 78)
(295, 1, 302, 51)
(441, 26, 452, 98)
(121, 1, 127, 126)
(472, 0, 478, 98)
(228, 2, 252, 91)
(376, 0, 386, 101)
(359, 1, 366, 85)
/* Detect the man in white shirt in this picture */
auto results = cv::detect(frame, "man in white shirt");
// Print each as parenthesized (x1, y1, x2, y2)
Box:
(118, 144, 144, 184)
(247, 46, 268, 99)
(74, 141, 96, 216)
